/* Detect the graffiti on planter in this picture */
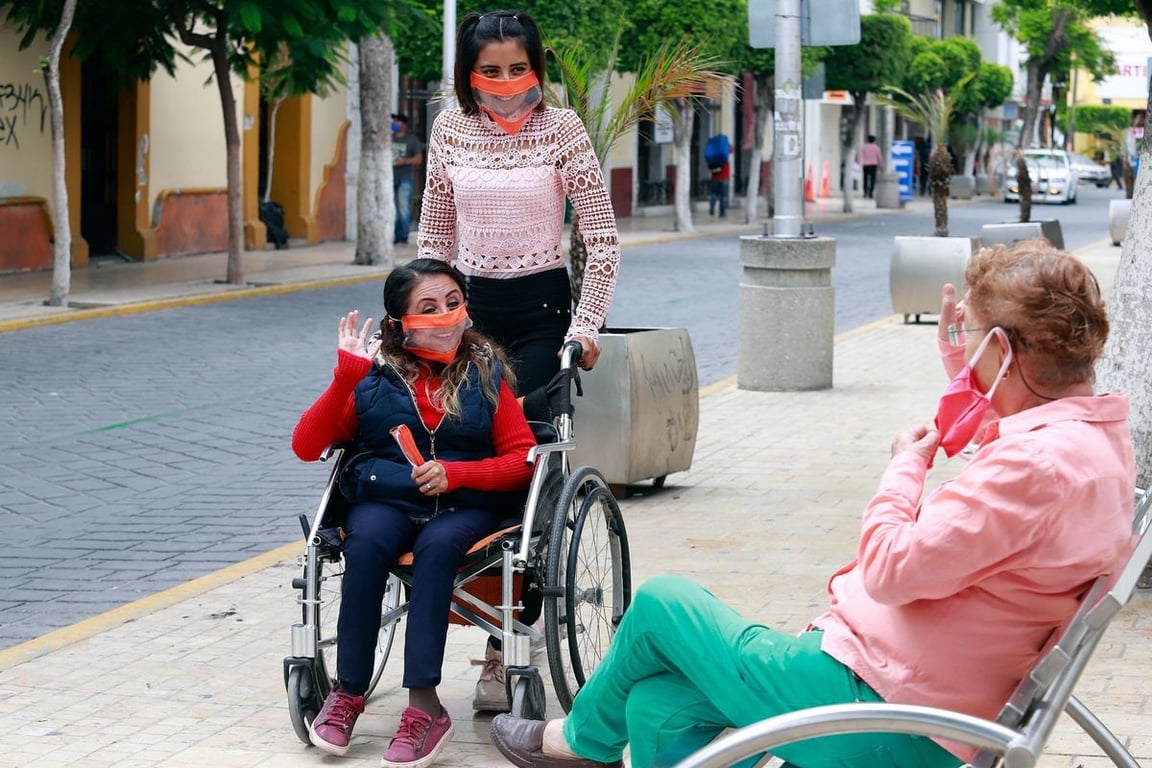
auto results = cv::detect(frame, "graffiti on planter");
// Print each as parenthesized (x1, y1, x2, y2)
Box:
(639, 335, 698, 453)
(0, 82, 48, 150)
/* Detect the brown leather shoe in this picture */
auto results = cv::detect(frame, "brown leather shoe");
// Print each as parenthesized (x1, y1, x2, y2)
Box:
(490, 715, 622, 768)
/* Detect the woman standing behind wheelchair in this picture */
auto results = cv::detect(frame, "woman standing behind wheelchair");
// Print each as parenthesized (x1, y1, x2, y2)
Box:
(490, 240, 1136, 768)
(292, 258, 536, 767)
(418, 7, 622, 713)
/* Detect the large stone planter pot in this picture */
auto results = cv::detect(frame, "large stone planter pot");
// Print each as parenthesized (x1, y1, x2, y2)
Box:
(974, 173, 992, 195)
(950, 175, 975, 199)
(1110, 199, 1132, 246)
(981, 220, 1064, 250)
(569, 327, 698, 488)
(890, 236, 981, 323)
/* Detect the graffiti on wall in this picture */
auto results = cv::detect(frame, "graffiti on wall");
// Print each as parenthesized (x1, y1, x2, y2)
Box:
(0, 82, 48, 150)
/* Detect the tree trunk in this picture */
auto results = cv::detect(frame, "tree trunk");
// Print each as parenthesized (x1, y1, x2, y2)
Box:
(672, 99, 695, 233)
(208, 39, 245, 284)
(355, 33, 394, 267)
(1098, 89, 1152, 587)
(744, 73, 774, 227)
(1016, 153, 1032, 223)
(928, 145, 952, 236)
(841, 94, 865, 214)
(45, 0, 78, 307)
(1018, 61, 1044, 150)
(263, 98, 283, 202)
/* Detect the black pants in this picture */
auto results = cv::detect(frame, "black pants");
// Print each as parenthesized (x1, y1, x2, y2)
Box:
(465, 268, 572, 640)
(465, 268, 572, 397)
(863, 165, 878, 198)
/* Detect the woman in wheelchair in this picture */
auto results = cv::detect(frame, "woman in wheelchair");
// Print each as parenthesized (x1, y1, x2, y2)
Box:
(292, 258, 536, 767)
(491, 239, 1137, 768)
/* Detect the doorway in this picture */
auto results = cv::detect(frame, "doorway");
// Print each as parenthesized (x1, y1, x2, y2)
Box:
(80, 58, 120, 259)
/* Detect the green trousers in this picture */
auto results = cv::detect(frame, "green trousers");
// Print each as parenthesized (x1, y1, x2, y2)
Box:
(563, 574, 963, 768)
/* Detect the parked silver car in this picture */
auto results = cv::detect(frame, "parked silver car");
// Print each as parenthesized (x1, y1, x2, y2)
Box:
(1002, 149, 1079, 205)
(1070, 153, 1111, 187)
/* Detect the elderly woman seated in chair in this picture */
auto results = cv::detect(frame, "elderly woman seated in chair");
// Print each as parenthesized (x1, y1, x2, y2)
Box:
(489, 239, 1136, 768)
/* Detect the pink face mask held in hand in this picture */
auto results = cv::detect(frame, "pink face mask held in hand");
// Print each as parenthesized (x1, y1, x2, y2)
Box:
(934, 327, 1013, 457)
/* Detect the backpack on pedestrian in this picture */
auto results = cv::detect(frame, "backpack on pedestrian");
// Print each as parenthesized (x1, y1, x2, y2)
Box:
(705, 134, 730, 172)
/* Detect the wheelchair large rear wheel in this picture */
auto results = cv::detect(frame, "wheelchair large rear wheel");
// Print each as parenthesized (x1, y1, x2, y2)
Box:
(543, 465, 631, 712)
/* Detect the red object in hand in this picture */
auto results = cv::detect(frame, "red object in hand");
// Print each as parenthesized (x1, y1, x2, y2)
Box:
(390, 424, 426, 468)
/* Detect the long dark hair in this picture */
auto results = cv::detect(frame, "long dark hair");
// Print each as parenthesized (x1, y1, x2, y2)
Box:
(453, 9, 546, 114)
(378, 259, 516, 419)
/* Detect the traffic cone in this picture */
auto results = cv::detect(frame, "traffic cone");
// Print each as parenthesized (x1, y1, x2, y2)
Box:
(820, 161, 831, 197)
(804, 164, 816, 203)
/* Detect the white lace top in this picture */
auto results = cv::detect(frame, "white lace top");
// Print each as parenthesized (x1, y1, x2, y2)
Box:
(417, 106, 620, 342)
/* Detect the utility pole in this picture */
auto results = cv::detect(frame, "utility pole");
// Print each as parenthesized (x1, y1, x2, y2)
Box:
(772, 0, 803, 238)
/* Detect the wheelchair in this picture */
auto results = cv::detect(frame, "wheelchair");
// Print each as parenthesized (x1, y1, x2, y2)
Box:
(283, 342, 632, 743)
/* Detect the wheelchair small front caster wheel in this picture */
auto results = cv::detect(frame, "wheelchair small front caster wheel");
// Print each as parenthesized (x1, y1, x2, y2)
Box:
(508, 668, 547, 720)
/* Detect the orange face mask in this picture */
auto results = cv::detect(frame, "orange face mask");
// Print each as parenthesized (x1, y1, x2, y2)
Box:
(401, 304, 472, 364)
(470, 71, 542, 135)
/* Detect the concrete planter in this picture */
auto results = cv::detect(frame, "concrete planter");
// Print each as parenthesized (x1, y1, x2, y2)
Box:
(981, 220, 1064, 250)
(890, 236, 981, 323)
(1109, 199, 1132, 246)
(974, 173, 992, 196)
(950, 175, 975, 199)
(569, 327, 698, 488)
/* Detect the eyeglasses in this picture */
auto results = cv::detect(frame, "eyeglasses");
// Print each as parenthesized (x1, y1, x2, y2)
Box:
(947, 324, 987, 346)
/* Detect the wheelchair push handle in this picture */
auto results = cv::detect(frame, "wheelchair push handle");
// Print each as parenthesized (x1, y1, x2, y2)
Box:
(555, 340, 585, 420)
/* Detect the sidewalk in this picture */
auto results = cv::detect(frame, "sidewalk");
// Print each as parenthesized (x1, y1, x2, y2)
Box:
(0, 201, 1143, 767)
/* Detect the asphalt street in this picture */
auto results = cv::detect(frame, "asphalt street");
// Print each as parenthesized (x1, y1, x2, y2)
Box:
(0, 185, 1124, 648)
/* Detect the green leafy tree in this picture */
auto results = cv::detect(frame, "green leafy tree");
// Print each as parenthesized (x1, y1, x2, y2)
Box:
(991, 0, 1122, 149)
(549, 38, 730, 299)
(824, 13, 913, 213)
(615, 0, 745, 234)
(3, 0, 391, 285)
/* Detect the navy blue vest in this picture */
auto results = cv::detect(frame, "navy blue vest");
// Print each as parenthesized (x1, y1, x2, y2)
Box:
(342, 360, 522, 519)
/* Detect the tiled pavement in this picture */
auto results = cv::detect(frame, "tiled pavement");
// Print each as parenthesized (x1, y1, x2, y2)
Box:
(0, 203, 1145, 767)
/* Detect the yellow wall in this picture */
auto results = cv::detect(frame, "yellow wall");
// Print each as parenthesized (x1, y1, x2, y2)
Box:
(148, 43, 245, 206)
(0, 26, 53, 203)
(605, 73, 637, 169)
(309, 87, 348, 210)
(1075, 21, 1152, 110)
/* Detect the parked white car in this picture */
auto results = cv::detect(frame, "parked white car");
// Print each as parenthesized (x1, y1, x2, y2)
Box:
(1070, 154, 1111, 187)
(1002, 149, 1079, 205)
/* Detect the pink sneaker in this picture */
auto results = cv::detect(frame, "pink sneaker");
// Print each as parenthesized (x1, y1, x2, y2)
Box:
(381, 706, 454, 768)
(309, 684, 365, 756)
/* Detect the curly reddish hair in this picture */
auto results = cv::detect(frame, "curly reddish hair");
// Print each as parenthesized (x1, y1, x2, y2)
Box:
(964, 238, 1108, 390)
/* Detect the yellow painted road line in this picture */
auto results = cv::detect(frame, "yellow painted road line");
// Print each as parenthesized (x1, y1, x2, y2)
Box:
(0, 541, 301, 671)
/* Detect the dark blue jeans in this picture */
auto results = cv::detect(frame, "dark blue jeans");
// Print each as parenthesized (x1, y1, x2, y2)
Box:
(336, 499, 498, 693)
(394, 178, 413, 243)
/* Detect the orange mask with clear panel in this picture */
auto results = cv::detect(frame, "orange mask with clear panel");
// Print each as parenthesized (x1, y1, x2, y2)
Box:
(401, 304, 472, 364)
(470, 72, 542, 134)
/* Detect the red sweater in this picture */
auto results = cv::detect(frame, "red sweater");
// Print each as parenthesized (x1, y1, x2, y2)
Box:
(292, 350, 536, 493)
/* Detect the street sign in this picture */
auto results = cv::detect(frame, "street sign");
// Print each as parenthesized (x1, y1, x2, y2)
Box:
(892, 140, 915, 203)
(748, 0, 861, 48)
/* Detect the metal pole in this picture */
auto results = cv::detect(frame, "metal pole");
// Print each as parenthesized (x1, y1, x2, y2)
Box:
(773, 0, 803, 237)
(442, 0, 457, 108)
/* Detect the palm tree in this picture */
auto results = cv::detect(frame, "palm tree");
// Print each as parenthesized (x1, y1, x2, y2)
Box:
(548, 38, 732, 301)
(880, 84, 967, 236)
